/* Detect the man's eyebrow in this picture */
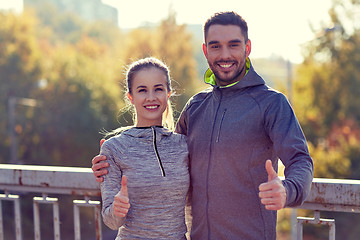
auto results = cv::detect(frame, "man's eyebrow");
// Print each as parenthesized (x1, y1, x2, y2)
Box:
(208, 39, 242, 45)
(229, 39, 242, 44)
(208, 40, 219, 45)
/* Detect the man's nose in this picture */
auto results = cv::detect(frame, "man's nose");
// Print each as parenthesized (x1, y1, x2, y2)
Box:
(220, 47, 232, 59)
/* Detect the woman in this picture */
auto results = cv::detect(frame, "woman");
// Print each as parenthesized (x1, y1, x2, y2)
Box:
(100, 57, 190, 240)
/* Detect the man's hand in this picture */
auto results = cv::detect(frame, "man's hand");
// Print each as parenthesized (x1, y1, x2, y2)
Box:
(113, 175, 130, 217)
(91, 139, 109, 183)
(258, 160, 287, 210)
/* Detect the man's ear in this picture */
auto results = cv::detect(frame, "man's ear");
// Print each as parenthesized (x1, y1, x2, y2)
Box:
(245, 39, 251, 57)
(127, 92, 133, 104)
(202, 43, 208, 58)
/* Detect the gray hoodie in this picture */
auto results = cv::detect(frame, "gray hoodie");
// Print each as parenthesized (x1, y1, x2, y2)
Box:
(100, 126, 189, 240)
(176, 60, 313, 240)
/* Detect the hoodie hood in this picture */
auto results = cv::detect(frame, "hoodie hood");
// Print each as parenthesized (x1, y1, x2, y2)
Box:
(122, 126, 172, 141)
(204, 57, 265, 90)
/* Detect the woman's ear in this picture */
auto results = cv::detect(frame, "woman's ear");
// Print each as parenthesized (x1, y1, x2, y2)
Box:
(127, 92, 133, 104)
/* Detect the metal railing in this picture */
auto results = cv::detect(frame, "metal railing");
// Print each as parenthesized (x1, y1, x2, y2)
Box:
(0, 164, 102, 240)
(0, 164, 360, 240)
(291, 177, 360, 240)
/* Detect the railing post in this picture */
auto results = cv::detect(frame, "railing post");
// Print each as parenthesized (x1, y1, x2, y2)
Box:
(0, 200, 3, 240)
(73, 197, 102, 240)
(291, 208, 297, 240)
(33, 199, 40, 240)
(297, 211, 335, 240)
(0, 193, 22, 240)
(74, 200, 81, 240)
(296, 217, 303, 240)
(33, 194, 60, 240)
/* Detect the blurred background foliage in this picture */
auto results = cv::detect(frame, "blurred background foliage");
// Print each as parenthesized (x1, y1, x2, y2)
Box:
(1, 0, 360, 239)
(0, 2, 203, 167)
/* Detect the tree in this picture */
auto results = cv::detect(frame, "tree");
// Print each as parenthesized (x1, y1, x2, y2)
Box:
(0, 9, 125, 166)
(155, 10, 199, 114)
(292, 1, 360, 238)
(120, 11, 200, 119)
(295, 0, 360, 140)
(0, 11, 43, 163)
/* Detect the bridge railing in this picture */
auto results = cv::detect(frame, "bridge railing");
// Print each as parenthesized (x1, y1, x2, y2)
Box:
(1, 164, 360, 240)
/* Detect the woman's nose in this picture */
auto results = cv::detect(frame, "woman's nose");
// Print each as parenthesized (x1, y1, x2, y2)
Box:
(146, 91, 156, 100)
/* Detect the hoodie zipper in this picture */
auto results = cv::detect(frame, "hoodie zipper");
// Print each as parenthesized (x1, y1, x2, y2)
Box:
(151, 126, 166, 177)
(216, 108, 227, 142)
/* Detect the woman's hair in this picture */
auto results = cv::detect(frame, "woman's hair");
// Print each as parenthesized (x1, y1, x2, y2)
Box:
(104, 57, 175, 137)
(203, 11, 248, 43)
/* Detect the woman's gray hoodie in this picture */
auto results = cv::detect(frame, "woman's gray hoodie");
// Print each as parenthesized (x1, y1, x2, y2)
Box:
(100, 126, 189, 240)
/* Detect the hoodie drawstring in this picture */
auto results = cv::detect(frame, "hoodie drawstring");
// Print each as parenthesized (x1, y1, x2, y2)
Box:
(151, 126, 166, 177)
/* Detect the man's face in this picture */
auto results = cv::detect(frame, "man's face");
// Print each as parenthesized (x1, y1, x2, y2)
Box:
(203, 24, 251, 86)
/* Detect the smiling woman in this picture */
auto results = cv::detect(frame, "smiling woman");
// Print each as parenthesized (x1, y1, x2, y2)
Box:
(123, 57, 174, 130)
(126, 60, 172, 128)
(98, 57, 190, 239)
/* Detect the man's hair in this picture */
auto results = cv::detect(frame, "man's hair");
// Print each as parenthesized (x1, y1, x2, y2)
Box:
(204, 11, 248, 43)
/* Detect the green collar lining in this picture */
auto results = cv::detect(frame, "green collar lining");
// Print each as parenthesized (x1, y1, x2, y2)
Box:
(204, 57, 250, 88)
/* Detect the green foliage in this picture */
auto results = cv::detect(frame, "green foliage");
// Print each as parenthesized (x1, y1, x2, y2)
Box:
(0, 3, 199, 239)
(308, 141, 351, 178)
(294, 0, 360, 175)
(0, 11, 43, 162)
(120, 11, 201, 117)
(155, 11, 199, 114)
(0, 10, 123, 166)
(292, 1, 360, 237)
(0, 4, 199, 167)
(295, 0, 360, 137)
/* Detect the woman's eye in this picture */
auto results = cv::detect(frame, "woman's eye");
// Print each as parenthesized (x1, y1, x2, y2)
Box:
(155, 88, 164, 92)
(138, 89, 146, 93)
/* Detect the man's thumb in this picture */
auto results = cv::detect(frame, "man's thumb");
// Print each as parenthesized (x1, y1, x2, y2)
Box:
(120, 175, 128, 196)
(265, 160, 277, 182)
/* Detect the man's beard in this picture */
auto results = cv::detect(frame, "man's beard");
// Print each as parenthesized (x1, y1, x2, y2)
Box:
(210, 60, 246, 85)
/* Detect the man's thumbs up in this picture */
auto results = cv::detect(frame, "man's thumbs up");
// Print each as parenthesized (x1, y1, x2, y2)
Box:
(265, 159, 277, 182)
(113, 175, 130, 217)
(259, 160, 287, 210)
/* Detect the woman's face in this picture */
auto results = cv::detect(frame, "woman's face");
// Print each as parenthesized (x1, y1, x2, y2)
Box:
(128, 67, 170, 127)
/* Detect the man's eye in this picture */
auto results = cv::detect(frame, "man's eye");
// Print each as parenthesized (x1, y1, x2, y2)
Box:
(211, 45, 220, 49)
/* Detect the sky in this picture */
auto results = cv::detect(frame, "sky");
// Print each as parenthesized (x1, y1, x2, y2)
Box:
(0, 0, 333, 63)
(102, 0, 333, 63)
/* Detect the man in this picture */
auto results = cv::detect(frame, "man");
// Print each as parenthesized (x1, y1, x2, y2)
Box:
(92, 11, 313, 240)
